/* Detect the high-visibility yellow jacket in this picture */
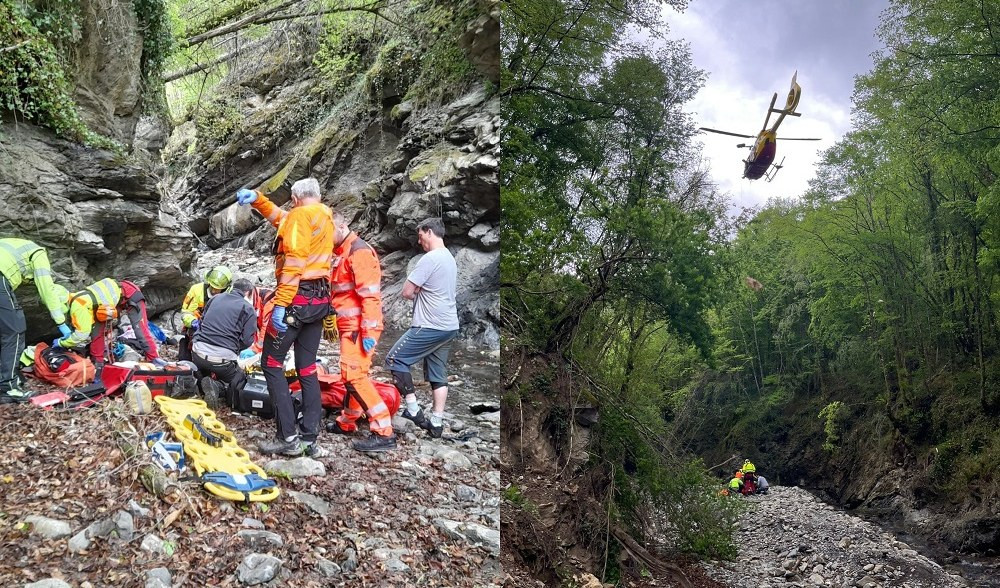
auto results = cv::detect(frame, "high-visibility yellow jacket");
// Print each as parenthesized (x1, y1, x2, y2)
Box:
(0, 238, 65, 325)
(251, 191, 334, 307)
(60, 278, 121, 348)
(729, 477, 743, 490)
(181, 282, 213, 327)
(742, 460, 756, 474)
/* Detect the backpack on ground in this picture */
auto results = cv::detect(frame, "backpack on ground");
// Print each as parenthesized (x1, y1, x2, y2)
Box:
(32, 343, 96, 388)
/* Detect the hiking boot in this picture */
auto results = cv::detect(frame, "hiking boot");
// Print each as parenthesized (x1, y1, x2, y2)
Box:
(200, 377, 223, 409)
(326, 420, 357, 435)
(419, 418, 444, 439)
(352, 434, 397, 453)
(258, 436, 301, 455)
(303, 442, 330, 458)
(400, 407, 429, 427)
(0, 388, 29, 404)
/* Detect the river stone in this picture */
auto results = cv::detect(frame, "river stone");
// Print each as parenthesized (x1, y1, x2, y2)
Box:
(112, 510, 135, 540)
(238, 530, 284, 549)
(340, 548, 358, 572)
(237, 553, 282, 585)
(25, 580, 71, 588)
(242, 517, 265, 529)
(263, 457, 326, 478)
(24, 515, 72, 540)
(145, 567, 172, 588)
(433, 447, 472, 469)
(433, 518, 500, 555)
(140, 534, 166, 555)
(285, 490, 331, 516)
(316, 556, 341, 578)
(455, 484, 481, 502)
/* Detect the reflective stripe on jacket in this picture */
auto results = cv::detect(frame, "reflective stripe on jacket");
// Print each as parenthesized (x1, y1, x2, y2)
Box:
(250, 287, 276, 353)
(62, 278, 121, 348)
(0, 238, 65, 324)
(252, 192, 334, 307)
(331, 231, 383, 335)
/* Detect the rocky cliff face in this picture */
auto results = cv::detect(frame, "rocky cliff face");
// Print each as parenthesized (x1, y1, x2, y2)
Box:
(165, 2, 500, 348)
(0, 0, 196, 340)
(0, 122, 196, 339)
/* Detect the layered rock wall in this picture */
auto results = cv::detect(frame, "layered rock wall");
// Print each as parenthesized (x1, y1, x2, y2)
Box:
(167, 2, 500, 348)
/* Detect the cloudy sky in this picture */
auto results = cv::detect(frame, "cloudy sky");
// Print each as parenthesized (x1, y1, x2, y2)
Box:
(662, 0, 889, 211)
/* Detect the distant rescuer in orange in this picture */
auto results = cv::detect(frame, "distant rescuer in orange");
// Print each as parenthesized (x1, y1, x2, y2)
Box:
(236, 178, 334, 458)
(323, 212, 395, 452)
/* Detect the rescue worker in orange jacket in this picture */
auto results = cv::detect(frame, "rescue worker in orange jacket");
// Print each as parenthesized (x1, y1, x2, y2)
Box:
(323, 211, 394, 452)
(237, 178, 334, 457)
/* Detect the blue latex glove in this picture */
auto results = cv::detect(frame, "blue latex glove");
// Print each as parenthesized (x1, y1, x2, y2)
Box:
(362, 337, 376, 354)
(151, 357, 167, 367)
(190, 319, 200, 330)
(236, 188, 258, 205)
(271, 306, 287, 333)
(57, 323, 71, 338)
(52, 337, 64, 348)
(239, 348, 256, 360)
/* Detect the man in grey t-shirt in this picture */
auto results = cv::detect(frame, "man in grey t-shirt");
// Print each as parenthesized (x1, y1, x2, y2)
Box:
(385, 218, 460, 437)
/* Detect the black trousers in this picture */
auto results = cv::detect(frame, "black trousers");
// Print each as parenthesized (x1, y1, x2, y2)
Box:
(192, 353, 246, 408)
(261, 302, 327, 443)
(0, 276, 26, 393)
(178, 328, 195, 362)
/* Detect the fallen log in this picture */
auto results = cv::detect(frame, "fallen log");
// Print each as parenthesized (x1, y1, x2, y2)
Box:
(611, 526, 693, 588)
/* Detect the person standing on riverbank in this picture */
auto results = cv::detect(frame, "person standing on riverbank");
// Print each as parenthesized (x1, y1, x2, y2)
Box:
(385, 218, 461, 438)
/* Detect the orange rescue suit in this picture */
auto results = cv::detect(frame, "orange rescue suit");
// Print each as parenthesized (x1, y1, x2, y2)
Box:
(331, 231, 391, 436)
(250, 191, 334, 307)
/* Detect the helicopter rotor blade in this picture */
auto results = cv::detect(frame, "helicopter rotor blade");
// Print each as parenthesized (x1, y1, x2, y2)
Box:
(777, 137, 822, 141)
(761, 93, 777, 131)
(699, 127, 755, 139)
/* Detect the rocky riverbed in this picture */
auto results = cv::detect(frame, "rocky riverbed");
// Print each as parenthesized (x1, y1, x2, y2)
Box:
(701, 486, 970, 588)
(0, 242, 501, 586)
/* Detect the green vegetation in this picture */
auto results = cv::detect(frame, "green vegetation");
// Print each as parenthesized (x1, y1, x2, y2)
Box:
(0, 0, 108, 147)
(502, 0, 743, 573)
(818, 402, 845, 452)
(0, 0, 171, 148)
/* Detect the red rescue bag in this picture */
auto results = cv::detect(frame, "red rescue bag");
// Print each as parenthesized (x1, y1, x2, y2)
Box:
(318, 373, 401, 416)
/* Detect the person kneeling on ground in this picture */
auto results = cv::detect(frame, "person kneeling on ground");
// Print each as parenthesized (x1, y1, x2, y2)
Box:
(190, 278, 256, 408)
(756, 474, 769, 495)
(728, 475, 744, 496)
(53, 278, 166, 374)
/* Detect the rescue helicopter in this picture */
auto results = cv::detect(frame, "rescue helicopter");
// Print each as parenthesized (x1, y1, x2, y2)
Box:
(699, 71, 821, 181)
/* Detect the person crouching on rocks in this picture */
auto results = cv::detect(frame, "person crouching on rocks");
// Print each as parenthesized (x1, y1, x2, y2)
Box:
(191, 278, 257, 409)
(728, 474, 744, 496)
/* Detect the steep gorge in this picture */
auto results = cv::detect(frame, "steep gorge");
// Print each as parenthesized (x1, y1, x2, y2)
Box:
(1, 0, 499, 348)
(163, 0, 500, 347)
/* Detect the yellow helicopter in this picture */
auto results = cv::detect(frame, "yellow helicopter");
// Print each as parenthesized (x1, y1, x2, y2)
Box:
(699, 71, 821, 181)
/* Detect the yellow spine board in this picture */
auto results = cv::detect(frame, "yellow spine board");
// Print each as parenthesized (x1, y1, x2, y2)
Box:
(155, 396, 280, 502)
